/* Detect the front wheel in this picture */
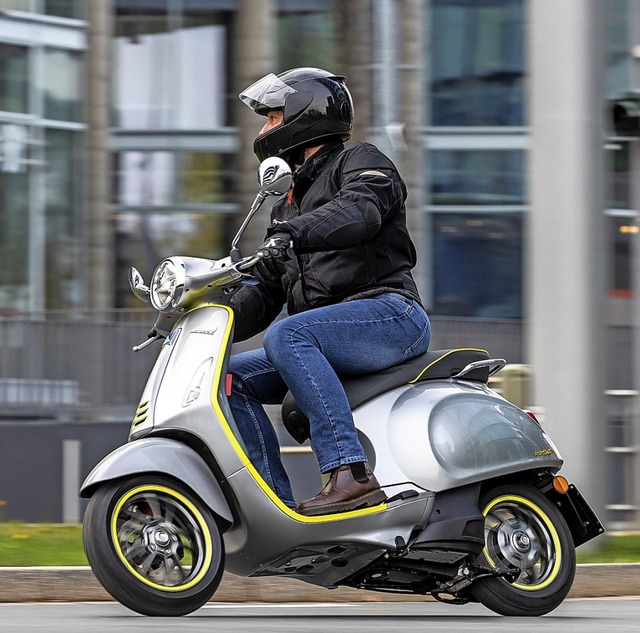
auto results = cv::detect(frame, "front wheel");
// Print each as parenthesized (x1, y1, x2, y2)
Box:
(83, 475, 225, 616)
(469, 483, 576, 616)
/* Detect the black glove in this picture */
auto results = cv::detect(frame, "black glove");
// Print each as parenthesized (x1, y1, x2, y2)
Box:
(251, 232, 293, 286)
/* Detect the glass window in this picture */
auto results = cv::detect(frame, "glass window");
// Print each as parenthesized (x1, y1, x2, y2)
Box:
(605, 0, 632, 98)
(0, 44, 28, 114)
(178, 152, 233, 204)
(0, 127, 30, 311)
(113, 211, 233, 308)
(608, 215, 636, 297)
(430, 149, 525, 205)
(114, 10, 227, 129)
(42, 48, 83, 122)
(277, 12, 337, 71)
(113, 150, 234, 207)
(0, 1, 31, 11)
(44, 129, 82, 309)
(608, 142, 631, 209)
(432, 213, 523, 318)
(111, 148, 235, 306)
(114, 151, 175, 206)
(430, 0, 525, 126)
(44, 0, 84, 19)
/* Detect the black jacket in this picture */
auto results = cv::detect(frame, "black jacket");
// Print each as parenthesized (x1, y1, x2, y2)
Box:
(228, 141, 421, 341)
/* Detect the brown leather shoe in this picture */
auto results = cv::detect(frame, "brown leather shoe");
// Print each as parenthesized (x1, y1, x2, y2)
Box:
(295, 464, 387, 516)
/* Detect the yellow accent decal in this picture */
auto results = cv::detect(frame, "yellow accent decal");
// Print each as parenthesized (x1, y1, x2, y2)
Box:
(482, 494, 562, 591)
(409, 348, 489, 383)
(208, 304, 388, 523)
(111, 484, 213, 592)
(534, 448, 556, 457)
(132, 401, 150, 428)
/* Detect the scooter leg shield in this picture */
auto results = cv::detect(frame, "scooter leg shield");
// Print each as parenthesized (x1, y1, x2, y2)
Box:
(80, 437, 233, 527)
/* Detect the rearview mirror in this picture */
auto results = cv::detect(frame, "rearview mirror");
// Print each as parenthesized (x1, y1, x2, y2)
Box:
(229, 158, 293, 262)
(258, 157, 292, 196)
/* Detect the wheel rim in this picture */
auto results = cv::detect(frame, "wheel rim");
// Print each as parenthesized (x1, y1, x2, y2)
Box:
(110, 484, 213, 592)
(482, 494, 562, 591)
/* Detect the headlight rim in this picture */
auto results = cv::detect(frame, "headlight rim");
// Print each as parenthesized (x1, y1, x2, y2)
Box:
(149, 257, 186, 312)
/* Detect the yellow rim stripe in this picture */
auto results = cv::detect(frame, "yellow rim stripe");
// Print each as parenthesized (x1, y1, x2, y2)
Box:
(111, 484, 213, 592)
(409, 348, 489, 383)
(482, 494, 562, 591)
(206, 304, 388, 524)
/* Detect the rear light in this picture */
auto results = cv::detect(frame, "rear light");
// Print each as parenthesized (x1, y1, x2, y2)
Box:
(524, 409, 541, 425)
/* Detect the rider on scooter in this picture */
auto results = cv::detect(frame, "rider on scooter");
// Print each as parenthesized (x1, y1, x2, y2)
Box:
(226, 67, 431, 516)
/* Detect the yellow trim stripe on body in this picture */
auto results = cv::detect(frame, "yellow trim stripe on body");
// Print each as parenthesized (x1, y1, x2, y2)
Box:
(111, 484, 214, 592)
(207, 303, 388, 523)
(481, 494, 562, 591)
(409, 348, 489, 383)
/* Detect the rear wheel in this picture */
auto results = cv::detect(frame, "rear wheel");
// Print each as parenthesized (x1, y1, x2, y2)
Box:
(83, 475, 225, 616)
(469, 483, 575, 616)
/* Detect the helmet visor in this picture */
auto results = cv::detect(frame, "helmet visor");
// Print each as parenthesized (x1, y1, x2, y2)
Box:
(239, 74, 297, 114)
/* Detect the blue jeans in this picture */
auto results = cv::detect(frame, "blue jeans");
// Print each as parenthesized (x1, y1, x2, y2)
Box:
(228, 293, 431, 507)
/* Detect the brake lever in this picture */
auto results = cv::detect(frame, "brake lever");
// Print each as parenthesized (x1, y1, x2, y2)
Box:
(132, 333, 164, 352)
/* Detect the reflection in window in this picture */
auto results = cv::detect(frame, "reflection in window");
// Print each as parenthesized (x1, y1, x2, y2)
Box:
(605, 0, 632, 98)
(114, 12, 226, 128)
(608, 143, 630, 209)
(277, 12, 337, 71)
(115, 152, 175, 206)
(430, 150, 525, 205)
(0, 44, 28, 114)
(42, 48, 83, 122)
(430, 0, 525, 126)
(609, 215, 636, 297)
(0, 167, 29, 311)
(432, 214, 523, 318)
(113, 212, 232, 308)
(45, 0, 84, 19)
(179, 152, 231, 204)
(112, 149, 235, 306)
(113, 151, 233, 207)
(45, 129, 82, 309)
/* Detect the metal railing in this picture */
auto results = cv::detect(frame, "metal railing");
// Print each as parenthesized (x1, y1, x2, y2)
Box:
(1, 311, 639, 529)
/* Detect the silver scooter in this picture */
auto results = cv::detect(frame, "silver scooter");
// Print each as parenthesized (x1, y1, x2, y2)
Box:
(80, 158, 604, 617)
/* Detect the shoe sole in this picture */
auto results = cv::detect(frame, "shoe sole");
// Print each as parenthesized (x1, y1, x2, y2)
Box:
(296, 489, 387, 517)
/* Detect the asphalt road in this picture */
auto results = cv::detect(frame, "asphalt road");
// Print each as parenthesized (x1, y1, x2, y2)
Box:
(0, 599, 638, 633)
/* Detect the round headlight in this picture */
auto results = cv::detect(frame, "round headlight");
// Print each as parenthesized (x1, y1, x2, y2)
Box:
(150, 259, 184, 311)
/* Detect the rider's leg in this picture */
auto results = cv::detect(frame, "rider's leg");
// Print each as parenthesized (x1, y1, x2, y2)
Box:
(227, 348, 295, 508)
(262, 293, 430, 515)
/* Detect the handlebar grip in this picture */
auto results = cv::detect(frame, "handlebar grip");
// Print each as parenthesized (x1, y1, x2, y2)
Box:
(236, 254, 261, 273)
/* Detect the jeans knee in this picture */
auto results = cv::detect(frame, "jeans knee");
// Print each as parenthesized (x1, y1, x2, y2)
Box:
(263, 320, 292, 362)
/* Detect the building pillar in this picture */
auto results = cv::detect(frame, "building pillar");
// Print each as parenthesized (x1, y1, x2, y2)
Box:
(233, 0, 277, 253)
(528, 1, 607, 525)
(86, 0, 114, 311)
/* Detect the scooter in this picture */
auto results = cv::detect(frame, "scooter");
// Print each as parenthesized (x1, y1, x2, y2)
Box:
(80, 157, 604, 618)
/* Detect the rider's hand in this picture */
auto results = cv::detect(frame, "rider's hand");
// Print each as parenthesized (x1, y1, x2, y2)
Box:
(251, 232, 292, 287)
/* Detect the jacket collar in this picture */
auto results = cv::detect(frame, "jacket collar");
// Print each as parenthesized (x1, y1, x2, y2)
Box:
(290, 142, 344, 198)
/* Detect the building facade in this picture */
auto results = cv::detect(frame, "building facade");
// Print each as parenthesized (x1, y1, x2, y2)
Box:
(1, 0, 636, 322)
(1, 0, 640, 527)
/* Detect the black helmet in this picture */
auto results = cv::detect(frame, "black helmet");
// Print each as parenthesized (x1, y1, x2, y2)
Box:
(239, 67, 354, 162)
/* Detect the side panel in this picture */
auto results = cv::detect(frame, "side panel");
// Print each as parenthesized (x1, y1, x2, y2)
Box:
(79, 437, 233, 524)
(354, 379, 563, 492)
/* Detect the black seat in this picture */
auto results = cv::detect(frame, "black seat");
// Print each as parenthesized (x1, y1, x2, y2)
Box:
(281, 347, 490, 444)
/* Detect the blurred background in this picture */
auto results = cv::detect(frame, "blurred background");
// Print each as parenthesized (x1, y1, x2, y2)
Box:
(0, 1, 637, 534)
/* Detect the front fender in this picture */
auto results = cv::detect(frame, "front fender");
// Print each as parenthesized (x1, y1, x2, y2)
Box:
(80, 437, 233, 525)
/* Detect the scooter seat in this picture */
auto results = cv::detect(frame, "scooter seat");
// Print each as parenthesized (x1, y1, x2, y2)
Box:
(281, 347, 490, 444)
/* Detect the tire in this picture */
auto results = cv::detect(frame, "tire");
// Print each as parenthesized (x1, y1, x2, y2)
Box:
(468, 483, 576, 617)
(83, 475, 225, 616)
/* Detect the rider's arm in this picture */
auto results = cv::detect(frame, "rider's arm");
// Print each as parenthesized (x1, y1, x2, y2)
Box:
(276, 146, 406, 251)
(220, 282, 285, 342)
